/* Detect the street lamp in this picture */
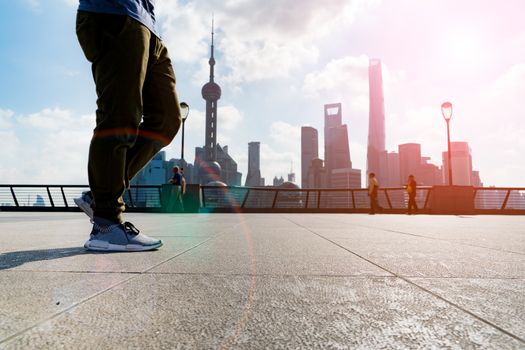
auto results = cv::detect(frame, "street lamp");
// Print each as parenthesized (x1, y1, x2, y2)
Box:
(180, 102, 190, 162)
(441, 101, 453, 186)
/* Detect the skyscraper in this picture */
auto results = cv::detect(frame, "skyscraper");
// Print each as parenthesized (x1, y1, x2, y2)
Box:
(367, 59, 386, 184)
(301, 126, 318, 189)
(245, 142, 262, 186)
(442, 141, 473, 186)
(385, 151, 401, 187)
(398, 143, 421, 184)
(324, 103, 352, 187)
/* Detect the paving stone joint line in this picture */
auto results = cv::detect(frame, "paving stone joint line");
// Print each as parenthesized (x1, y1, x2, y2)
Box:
(283, 215, 525, 345)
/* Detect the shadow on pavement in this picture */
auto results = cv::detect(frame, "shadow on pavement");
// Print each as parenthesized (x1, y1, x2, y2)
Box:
(0, 247, 90, 270)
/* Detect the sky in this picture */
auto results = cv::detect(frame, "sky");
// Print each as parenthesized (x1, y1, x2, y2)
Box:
(1, 0, 524, 187)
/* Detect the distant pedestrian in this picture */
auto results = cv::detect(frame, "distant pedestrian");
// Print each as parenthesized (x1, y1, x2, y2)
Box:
(368, 172, 380, 214)
(74, 0, 182, 251)
(406, 174, 418, 214)
(169, 166, 186, 211)
(169, 166, 186, 194)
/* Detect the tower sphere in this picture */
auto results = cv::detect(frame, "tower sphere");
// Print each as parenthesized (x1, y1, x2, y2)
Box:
(201, 81, 222, 101)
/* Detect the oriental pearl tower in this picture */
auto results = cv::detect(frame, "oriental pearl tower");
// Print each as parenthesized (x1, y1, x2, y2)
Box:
(200, 20, 222, 183)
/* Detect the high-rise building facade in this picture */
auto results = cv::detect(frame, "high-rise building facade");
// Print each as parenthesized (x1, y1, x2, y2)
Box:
(398, 143, 421, 184)
(442, 141, 473, 186)
(385, 151, 401, 187)
(245, 142, 262, 187)
(323, 103, 353, 187)
(324, 103, 351, 174)
(367, 59, 386, 185)
(301, 126, 318, 189)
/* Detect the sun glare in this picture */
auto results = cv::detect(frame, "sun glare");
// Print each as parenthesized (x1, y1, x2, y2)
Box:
(447, 31, 483, 65)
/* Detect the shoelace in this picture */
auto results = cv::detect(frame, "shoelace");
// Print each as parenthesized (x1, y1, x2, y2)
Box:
(123, 221, 140, 236)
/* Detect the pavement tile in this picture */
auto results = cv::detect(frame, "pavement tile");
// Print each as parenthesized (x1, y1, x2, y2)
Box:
(0, 271, 131, 341)
(1, 275, 523, 349)
(329, 236, 525, 278)
(409, 277, 525, 339)
(1, 212, 524, 349)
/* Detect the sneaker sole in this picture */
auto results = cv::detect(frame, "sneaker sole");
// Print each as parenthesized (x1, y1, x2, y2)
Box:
(74, 197, 94, 220)
(84, 239, 163, 252)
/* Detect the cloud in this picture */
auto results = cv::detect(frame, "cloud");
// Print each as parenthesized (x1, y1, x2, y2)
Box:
(218, 105, 244, 130)
(303, 55, 370, 112)
(0, 109, 15, 129)
(0, 107, 93, 184)
(270, 121, 301, 153)
(157, 0, 382, 84)
(17, 107, 92, 130)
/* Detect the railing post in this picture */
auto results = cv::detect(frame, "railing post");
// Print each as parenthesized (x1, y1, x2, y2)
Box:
(423, 188, 431, 210)
(305, 190, 310, 209)
(317, 190, 321, 209)
(46, 186, 55, 207)
(127, 188, 135, 208)
(241, 188, 250, 208)
(384, 189, 392, 209)
(158, 186, 162, 205)
(60, 186, 68, 207)
(351, 190, 356, 209)
(10, 186, 19, 207)
(272, 190, 279, 209)
(501, 189, 511, 210)
(201, 187, 207, 208)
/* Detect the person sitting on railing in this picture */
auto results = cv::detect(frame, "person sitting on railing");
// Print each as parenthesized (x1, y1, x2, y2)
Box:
(406, 174, 418, 215)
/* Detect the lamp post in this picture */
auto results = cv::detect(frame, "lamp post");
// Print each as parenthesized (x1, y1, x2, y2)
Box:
(179, 102, 190, 162)
(441, 101, 453, 186)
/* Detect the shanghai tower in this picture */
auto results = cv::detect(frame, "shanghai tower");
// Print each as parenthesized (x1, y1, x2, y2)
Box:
(367, 58, 386, 184)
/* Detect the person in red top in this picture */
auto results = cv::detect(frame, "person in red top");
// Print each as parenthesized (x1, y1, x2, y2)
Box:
(406, 174, 418, 214)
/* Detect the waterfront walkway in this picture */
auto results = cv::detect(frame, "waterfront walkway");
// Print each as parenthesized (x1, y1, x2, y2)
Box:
(0, 212, 524, 349)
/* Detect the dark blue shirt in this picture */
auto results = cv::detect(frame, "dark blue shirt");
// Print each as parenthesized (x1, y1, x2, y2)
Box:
(78, 0, 158, 37)
(171, 173, 183, 186)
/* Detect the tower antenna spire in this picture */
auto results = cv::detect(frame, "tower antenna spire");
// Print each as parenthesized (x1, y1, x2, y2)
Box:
(211, 13, 215, 59)
(208, 13, 216, 82)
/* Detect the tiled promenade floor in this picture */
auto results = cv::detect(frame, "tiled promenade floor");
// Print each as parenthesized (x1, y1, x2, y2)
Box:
(0, 212, 524, 349)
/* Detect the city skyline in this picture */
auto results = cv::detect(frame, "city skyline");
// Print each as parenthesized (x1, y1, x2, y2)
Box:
(0, 1, 524, 187)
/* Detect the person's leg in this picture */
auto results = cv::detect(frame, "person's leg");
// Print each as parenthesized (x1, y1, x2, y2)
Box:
(77, 12, 151, 223)
(125, 37, 181, 184)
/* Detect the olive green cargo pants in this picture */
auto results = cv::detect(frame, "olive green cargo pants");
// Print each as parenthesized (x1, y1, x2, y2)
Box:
(76, 11, 181, 223)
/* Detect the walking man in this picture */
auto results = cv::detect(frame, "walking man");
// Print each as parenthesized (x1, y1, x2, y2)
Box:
(368, 172, 380, 214)
(407, 174, 418, 214)
(74, 0, 182, 251)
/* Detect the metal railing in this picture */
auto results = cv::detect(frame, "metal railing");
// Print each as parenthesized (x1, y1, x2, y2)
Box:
(200, 186, 525, 214)
(200, 186, 432, 212)
(1, 184, 524, 214)
(0, 185, 162, 211)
